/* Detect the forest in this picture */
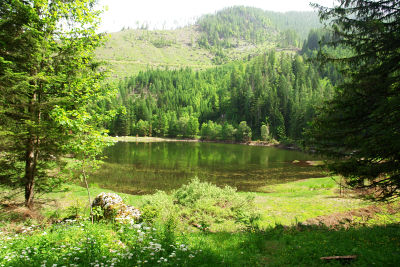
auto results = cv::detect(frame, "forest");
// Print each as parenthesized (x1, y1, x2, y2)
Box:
(104, 7, 334, 143)
(107, 51, 334, 142)
(1, 1, 399, 266)
(197, 6, 321, 49)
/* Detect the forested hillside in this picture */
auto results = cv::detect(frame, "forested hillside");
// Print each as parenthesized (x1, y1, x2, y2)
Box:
(96, 6, 331, 142)
(197, 7, 275, 49)
(96, 6, 322, 79)
(105, 51, 333, 142)
(197, 7, 321, 49)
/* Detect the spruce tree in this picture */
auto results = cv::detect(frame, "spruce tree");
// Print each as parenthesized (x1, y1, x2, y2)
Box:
(0, 0, 110, 208)
(308, 0, 400, 200)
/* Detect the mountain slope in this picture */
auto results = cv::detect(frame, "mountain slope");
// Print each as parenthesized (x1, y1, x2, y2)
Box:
(97, 27, 214, 79)
(96, 7, 322, 79)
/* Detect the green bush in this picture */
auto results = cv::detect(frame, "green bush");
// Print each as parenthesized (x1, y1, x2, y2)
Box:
(143, 178, 260, 231)
(140, 205, 160, 223)
(236, 121, 252, 142)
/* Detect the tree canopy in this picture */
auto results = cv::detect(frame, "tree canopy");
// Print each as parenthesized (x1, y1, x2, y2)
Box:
(105, 52, 333, 142)
(0, 0, 112, 208)
(308, 0, 400, 200)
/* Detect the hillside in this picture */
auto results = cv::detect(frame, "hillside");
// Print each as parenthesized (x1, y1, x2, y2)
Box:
(105, 51, 334, 142)
(96, 27, 214, 79)
(96, 7, 322, 79)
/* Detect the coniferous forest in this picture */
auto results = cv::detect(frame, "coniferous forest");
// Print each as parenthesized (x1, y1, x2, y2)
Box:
(1, 1, 399, 266)
(106, 51, 334, 142)
(102, 7, 335, 143)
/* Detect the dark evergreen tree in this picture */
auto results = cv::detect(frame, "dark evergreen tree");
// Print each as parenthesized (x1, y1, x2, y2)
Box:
(308, 0, 400, 201)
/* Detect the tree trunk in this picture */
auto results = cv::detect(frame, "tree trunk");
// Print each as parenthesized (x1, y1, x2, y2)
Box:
(24, 91, 39, 209)
(24, 135, 36, 209)
(82, 160, 94, 223)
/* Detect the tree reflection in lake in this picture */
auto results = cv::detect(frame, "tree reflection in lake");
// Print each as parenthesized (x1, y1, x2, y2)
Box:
(91, 142, 324, 194)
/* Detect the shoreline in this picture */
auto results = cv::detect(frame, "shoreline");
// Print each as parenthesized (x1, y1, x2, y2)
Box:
(109, 136, 298, 149)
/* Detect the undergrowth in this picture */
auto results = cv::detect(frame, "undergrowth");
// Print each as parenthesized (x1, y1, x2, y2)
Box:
(141, 178, 260, 232)
(1, 179, 400, 266)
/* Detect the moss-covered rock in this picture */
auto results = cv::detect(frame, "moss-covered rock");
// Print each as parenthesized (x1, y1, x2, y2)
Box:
(91, 192, 140, 224)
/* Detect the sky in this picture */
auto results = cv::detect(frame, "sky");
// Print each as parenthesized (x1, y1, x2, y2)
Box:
(98, 0, 335, 33)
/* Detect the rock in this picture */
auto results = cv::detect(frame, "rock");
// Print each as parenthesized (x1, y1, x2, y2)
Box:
(91, 192, 141, 224)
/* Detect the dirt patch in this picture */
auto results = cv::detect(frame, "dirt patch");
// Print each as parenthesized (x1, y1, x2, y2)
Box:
(1, 202, 43, 222)
(303, 202, 400, 228)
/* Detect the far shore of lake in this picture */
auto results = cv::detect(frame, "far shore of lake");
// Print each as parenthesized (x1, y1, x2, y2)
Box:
(108, 135, 292, 148)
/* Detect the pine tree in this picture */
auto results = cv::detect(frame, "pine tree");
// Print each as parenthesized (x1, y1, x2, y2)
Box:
(0, 0, 110, 208)
(308, 0, 400, 200)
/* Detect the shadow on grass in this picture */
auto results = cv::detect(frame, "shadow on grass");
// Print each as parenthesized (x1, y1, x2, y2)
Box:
(185, 223, 400, 266)
(1, 219, 399, 266)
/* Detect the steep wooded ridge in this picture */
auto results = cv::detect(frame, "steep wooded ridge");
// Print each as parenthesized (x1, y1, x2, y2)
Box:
(104, 51, 334, 142)
(97, 6, 331, 142)
(197, 7, 321, 49)
(96, 6, 321, 79)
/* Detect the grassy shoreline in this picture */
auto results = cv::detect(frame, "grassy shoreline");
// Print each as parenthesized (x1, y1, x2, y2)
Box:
(1, 177, 399, 266)
(0, 177, 391, 229)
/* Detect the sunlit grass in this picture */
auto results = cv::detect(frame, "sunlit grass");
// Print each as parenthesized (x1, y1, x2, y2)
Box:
(1, 177, 400, 266)
(253, 177, 369, 227)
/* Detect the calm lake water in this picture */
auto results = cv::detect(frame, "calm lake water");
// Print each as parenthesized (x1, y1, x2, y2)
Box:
(91, 141, 325, 194)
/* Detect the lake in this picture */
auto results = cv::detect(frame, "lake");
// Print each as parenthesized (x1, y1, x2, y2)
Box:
(91, 141, 325, 194)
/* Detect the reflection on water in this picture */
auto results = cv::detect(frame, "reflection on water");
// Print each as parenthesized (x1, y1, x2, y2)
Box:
(91, 142, 324, 194)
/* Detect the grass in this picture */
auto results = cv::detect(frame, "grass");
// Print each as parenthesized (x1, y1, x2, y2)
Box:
(0, 184, 142, 227)
(1, 214, 399, 266)
(1, 178, 400, 266)
(254, 177, 369, 227)
(96, 27, 214, 80)
(96, 26, 278, 80)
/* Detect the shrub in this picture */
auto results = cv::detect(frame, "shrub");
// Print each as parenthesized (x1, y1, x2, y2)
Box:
(261, 124, 270, 141)
(236, 121, 252, 142)
(143, 178, 260, 231)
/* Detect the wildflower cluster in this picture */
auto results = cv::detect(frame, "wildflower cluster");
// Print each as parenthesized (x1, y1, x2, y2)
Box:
(0, 220, 201, 267)
(92, 192, 141, 224)
(115, 223, 201, 266)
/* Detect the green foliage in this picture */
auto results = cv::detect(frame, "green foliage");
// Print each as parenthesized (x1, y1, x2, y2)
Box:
(278, 29, 300, 47)
(200, 121, 223, 141)
(221, 122, 236, 141)
(143, 178, 260, 231)
(106, 51, 333, 142)
(197, 6, 273, 49)
(300, 29, 342, 85)
(265, 10, 321, 40)
(0, 0, 113, 207)
(134, 119, 151, 136)
(66, 200, 86, 219)
(1, 217, 399, 267)
(236, 121, 252, 142)
(2, 177, 399, 266)
(140, 205, 159, 224)
(95, 7, 324, 78)
(307, 0, 400, 201)
(196, 6, 321, 51)
(0, 220, 202, 266)
(260, 124, 270, 141)
(150, 36, 176, 48)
